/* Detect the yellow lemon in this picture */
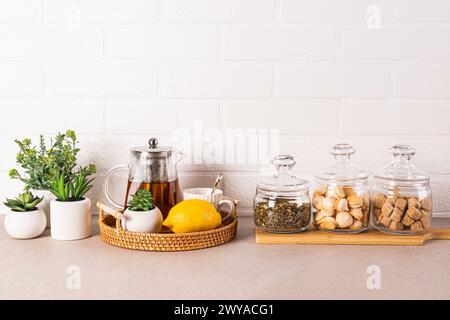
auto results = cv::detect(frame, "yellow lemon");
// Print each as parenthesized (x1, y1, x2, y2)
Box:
(163, 199, 222, 234)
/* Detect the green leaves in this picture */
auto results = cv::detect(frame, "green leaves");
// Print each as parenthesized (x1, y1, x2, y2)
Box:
(9, 130, 81, 191)
(128, 189, 154, 212)
(4, 192, 43, 212)
(49, 166, 96, 202)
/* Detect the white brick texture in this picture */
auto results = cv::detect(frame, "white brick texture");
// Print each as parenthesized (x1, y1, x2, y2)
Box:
(105, 25, 219, 60)
(164, 0, 276, 23)
(398, 0, 450, 22)
(0, 63, 42, 97)
(280, 0, 396, 25)
(43, 0, 158, 23)
(395, 65, 450, 98)
(45, 62, 158, 96)
(277, 63, 392, 98)
(0, 0, 449, 217)
(223, 27, 336, 61)
(0, 0, 41, 23)
(165, 63, 272, 98)
(343, 27, 450, 60)
(0, 26, 102, 61)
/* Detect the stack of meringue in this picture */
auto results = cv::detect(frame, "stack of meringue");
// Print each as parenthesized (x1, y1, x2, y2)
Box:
(313, 185, 370, 232)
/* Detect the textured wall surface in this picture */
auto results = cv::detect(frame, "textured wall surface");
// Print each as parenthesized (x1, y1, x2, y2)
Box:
(1, 0, 450, 216)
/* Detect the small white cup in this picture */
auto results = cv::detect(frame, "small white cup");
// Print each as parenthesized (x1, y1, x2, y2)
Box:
(183, 188, 235, 219)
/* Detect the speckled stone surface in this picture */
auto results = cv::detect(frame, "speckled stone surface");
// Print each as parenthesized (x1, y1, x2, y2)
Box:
(1, 216, 450, 300)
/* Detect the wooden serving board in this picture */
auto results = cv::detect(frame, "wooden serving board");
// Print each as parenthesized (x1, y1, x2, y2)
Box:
(255, 228, 450, 246)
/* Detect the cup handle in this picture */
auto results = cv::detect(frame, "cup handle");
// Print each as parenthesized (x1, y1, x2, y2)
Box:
(218, 199, 236, 223)
(104, 164, 128, 210)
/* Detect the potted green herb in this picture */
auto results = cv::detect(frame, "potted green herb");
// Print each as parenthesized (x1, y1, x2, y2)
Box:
(3, 192, 46, 239)
(49, 165, 96, 241)
(9, 130, 80, 228)
(122, 189, 163, 233)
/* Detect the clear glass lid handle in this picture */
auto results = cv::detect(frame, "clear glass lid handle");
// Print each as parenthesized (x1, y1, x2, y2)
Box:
(330, 143, 355, 161)
(390, 144, 415, 161)
(272, 155, 296, 173)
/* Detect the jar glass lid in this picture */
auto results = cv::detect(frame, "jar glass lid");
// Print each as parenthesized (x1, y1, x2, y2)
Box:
(315, 143, 369, 183)
(374, 145, 429, 183)
(257, 155, 309, 193)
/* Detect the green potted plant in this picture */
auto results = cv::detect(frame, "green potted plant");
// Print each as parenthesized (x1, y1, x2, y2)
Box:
(49, 165, 96, 241)
(122, 189, 163, 233)
(9, 130, 80, 228)
(3, 192, 46, 239)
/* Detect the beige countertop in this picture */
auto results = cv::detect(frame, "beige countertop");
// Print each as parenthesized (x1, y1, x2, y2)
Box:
(1, 215, 450, 300)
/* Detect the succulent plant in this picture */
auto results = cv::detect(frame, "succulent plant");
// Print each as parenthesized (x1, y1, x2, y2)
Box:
(128, 189, 155, 212)
(49, 165, 96, 202)
(4, 192, 43, 212)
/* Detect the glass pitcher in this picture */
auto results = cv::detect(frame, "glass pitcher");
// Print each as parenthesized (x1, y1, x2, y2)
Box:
(104, 138, 183, 218)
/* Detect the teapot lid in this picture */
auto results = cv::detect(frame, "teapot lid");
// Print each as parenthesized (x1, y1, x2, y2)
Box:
(131, 138, 173, 157)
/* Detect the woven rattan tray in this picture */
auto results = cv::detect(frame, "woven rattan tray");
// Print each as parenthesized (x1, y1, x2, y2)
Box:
(97, 201, 238, 252)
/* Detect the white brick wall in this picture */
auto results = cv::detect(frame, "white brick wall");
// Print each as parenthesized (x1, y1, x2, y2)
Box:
(0, 0, 450, 217)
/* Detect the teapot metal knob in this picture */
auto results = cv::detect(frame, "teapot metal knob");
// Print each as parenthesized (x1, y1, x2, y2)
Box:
(149, 138, 158, 149)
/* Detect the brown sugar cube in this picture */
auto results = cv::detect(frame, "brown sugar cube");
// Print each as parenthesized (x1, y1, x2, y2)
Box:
(373, 208, 382, 218)
(406, 207, 422, 220)
(402, 214, 415, 227)
(420, 210, 431, 229)
(394, 198, 408, 211)
(374, 194, 386, 209)
(410, 221, 424, 232)
(389, 221, 404, 231)
(378, 214, 391, 228)
(381, 202, 394, 217)
(408, 197, 421, 209)
(390, 207, 404, 223)
(386, 196, 396, 204)
(421, 197, 432, 211)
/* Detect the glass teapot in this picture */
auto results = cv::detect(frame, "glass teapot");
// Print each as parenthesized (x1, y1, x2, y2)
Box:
(104, 138, 183, 218)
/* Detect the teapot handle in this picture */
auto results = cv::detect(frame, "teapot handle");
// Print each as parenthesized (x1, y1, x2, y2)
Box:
(104, 164, 128, 210)
(173, 148, 184, 164)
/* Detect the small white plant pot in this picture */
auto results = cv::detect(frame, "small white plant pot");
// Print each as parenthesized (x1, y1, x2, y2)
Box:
(50, 198, 92, 241)
(4, 209, 47, 239)
(33, 189, 56, 229)
(121, 207, 163, 233)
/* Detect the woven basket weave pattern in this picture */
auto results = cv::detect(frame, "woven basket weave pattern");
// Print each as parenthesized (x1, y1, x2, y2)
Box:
(97, 202, 238, 252)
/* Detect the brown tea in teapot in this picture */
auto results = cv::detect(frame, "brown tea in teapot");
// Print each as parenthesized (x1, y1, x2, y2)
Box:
(125, 180, 180, 219)
(104, 138, 184, 217)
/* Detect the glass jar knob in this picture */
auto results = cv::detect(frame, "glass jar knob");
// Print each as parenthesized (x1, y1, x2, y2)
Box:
(330, 143, 355, 161)
(272, 155, 296, 173)
(390, 144, 415, 161)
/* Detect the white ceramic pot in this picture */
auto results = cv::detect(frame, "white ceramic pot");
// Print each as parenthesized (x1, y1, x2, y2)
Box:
(121, 207, 163, 233)
(50, 198, 92, 241)
(33, 189, 56, 229)
(4, 209, 47, 239)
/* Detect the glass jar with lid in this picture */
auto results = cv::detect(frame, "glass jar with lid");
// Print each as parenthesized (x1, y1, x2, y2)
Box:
(253, 155, 311, 233)
(372, 145, 432, 235)
(313, 144, 370, 234)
